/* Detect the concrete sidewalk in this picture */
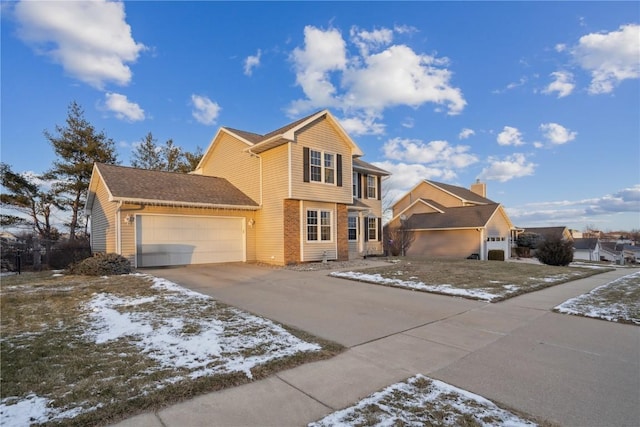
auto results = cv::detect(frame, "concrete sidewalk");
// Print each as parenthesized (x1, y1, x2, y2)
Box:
(113, 266, 640, 427)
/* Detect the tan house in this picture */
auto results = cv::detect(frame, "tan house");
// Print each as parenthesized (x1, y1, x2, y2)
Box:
(388, 180, 517, 260)
(85, 110, 389, 267)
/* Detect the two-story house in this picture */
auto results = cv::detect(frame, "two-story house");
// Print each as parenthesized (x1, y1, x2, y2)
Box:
(85, 110, 389, 267)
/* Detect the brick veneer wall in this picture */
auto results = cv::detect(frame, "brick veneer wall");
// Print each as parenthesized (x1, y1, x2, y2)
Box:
(337, 203, 348, 261)
(283, 199, 300, 264)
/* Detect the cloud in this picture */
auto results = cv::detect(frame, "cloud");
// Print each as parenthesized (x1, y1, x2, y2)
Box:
(191, 94, 221, 125)
(14, 0, 145, 90)
(539, 123, 577, 145)
(571, 24, 640, 94)
(478, 153, 536, 182)
(104, 93, 145, 122)
(383, 137, 479, 170)
(497, 126, 525, 146)
(288, 25, 466, 123)
(401, 117, 415, 129)
(458, 128, 475, 139)
(542, 71, 575, 98)
(338, 114, 385, 136)
(244, 49, 262, 76)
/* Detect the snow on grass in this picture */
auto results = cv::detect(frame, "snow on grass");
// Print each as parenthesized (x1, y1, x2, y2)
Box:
(310, 374, 537, 427)
(0, 394, 101, 427)
(554, 271, 640, 325)
(330, 271, 510, 302)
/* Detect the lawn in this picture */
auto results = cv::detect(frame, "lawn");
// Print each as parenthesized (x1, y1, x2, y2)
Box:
(0, 272, 342, 426)
(310, 374, 552, 427)
(330, 258, 613, 302)
(554, 270, 640, 325)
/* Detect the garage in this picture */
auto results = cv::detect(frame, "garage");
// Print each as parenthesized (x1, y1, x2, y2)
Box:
(136, 215, 245, 267)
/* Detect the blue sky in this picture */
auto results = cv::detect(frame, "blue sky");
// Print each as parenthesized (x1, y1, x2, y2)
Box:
(1, 1, 639, 232)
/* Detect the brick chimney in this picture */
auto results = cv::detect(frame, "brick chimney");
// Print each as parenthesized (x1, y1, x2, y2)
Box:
(470, 179, 486, 197)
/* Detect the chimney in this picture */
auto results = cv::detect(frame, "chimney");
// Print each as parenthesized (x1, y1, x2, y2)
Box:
(470, 179, 486, 197)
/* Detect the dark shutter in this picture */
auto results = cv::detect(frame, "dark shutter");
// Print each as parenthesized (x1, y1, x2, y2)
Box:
(363, 174, 368, 199)
(303, 147, 310, 182)
(336, 154, 342, 187)
(364, 217, 368, 242)
(377, 217, 382, 241)
(377, 176, 382, 200)
(357, 173, 362, 198)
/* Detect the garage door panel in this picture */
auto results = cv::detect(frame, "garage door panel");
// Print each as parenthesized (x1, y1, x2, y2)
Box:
(136, 216, 245, 267)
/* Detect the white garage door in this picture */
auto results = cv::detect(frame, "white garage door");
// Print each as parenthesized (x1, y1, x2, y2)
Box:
(136, 215, 245, 267)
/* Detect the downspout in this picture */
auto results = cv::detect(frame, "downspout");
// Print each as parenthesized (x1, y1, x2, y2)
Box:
(116, 201, 123, 255)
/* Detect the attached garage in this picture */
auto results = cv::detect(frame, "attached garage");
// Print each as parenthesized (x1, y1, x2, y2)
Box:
(136, 215, 246, 267)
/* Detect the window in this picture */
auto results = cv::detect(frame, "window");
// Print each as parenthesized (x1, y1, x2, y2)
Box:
(367, 175, 377, 199)
(324, 153, 334, 184)
(307, 210, 332, 241)
(368, 217, 377, 241)
(310, 150, 322, 182)
(352, 172, 358, 197)
(348, 216, 357, 241)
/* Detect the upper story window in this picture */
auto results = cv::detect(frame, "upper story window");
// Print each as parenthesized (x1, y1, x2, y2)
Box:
(367, 175, 377, 199)
(306, 148, 337, 185)
(352, 172, 358, 197)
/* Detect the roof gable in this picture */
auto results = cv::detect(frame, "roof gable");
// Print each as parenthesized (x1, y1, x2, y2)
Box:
(407, 203, 502, 230)
(88, 163, 258, 210)
(426, 180, 495, 204)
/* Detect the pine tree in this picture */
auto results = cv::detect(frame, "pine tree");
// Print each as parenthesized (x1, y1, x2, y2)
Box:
(131, 132, 165, 170)
(44, 101, 118, 239)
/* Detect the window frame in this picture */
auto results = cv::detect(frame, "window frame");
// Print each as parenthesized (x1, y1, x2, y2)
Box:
(308, 149, 337, 186)
(367, 217, 378, 241)
(306, 209, 333, 242)
(348, 216, 358, 241)
(367, 175, 377, 199)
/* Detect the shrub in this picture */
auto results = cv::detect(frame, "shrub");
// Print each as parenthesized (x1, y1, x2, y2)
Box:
(49, 238, 92, 269)
(383, 224, 416, 257)
(69, 253, 132, 276)
(488, 250, 505, 261)
(535, 237, 574, 266)
(516, 232, 542, 249)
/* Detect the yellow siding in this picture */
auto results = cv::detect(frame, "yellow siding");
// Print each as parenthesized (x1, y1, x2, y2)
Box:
(90, 176, 117, 254)
(407, 229, 480, 258)
(198, 133, 261, 203)
(290, 119, 353, 204)
(119, 204, 257, 266)
(393, 182, 463, 216)
(486, 208, 511, 237)
(256, 144, 289, 264)
(302, 201, 337, 261)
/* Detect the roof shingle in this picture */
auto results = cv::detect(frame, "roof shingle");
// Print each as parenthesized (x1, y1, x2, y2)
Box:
(407, 204, 501, 229)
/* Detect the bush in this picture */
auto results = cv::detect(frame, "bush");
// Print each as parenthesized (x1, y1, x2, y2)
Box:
(49, 238, 92, 269)
(488, 250, 505, 261)
(69, 253, 132, 276)
(516, 232, 542, 249)
(535, 237, 574, 266)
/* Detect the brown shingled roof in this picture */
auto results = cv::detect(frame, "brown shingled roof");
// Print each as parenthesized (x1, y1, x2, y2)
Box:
(95, 163, 258, 208)
(353, 158, 390, 176)
(407, 204, 501, 229)
(223, 128, 264, 144)
(427, 180, 495, 204)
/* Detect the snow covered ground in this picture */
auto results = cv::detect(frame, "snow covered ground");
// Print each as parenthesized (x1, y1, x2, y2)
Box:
(0, 274, 321, 426)
(310, 374, 538, 427)
(554, 270, 640, 325)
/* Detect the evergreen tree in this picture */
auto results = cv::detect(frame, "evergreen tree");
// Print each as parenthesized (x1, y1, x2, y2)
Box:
(177, 146, 204, 173)
(131, 132, 165, 170)
(131, 132, 203, 173)
(162, 139, 183, 172)
(44, 101, 118, 239)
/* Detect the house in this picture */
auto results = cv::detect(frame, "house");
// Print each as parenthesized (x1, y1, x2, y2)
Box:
(85, 110, 389, 267)
(572, 238, 600, 262)
(521, 226, 573, 241)
(388, 180, 517, 260)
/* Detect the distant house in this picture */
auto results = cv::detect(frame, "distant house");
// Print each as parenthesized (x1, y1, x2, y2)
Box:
(573, 238, 600, 261)
(521, 226, 573, 241)
(388, 180, 517, 260)
(600, 242, 639, 264)
(85, 110, 389, 267)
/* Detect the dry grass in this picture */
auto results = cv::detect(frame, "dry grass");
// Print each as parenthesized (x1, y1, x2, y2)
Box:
(334, 258, 612, 302)
(0, 272, 343, 426)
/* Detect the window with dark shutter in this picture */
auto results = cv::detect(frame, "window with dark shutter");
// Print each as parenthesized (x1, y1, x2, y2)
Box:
(336, 154, 342, 187)
(303, 147, 310, 182)
(363, 174, 368, 199)
(377, 176, 382, 200)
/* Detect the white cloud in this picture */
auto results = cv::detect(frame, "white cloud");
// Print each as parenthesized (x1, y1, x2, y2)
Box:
(244, 49, 261, 76)
(458, 128, 475, 139)
(497, 126, 525, 146)
(288, 25, 466, 122)
(338, 115, 385, 136)
(478, 153, 536, 182)
(382, 138, 478, 169)
(539, 123, 577, 145)
(401, 117, 415, 129)
(191, 95, 221, 125)
(104, 93, 145, 122)
(14, 0, 145, 90)
(555, 43, 567, 52)
(571, 24, 640, 94)
(543, 71, 575, 98)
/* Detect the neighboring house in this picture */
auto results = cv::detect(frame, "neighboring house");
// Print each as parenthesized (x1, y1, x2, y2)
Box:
(573, 238, 600, 261)
(85, 110, 389, 267)
(522, 226, 573, 241)
(388, 180, 517, 260)
(600, 242, 639, 264)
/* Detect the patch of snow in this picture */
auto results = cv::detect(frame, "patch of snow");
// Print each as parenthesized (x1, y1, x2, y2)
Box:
(0, 394, 101, 427)
(310, 374, 537, 427)
(1, 272, 17, 277)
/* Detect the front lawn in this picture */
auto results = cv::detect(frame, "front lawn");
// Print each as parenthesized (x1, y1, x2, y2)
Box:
(554, 270, 640, 325)
(330, 258, 612, 302)
(310, 374, 552, 427)
(0, 272, 342, 426)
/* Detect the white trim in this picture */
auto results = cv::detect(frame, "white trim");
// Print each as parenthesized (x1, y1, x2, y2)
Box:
(389, 199, 445, 223)
(299, 200, 304, 262)
(288, 142, 292, 198)
(109, 197, 260, 211)
(305, 208, 333, 243)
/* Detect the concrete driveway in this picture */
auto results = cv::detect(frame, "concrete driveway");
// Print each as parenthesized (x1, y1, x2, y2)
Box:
(118, 262, 639, 427)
